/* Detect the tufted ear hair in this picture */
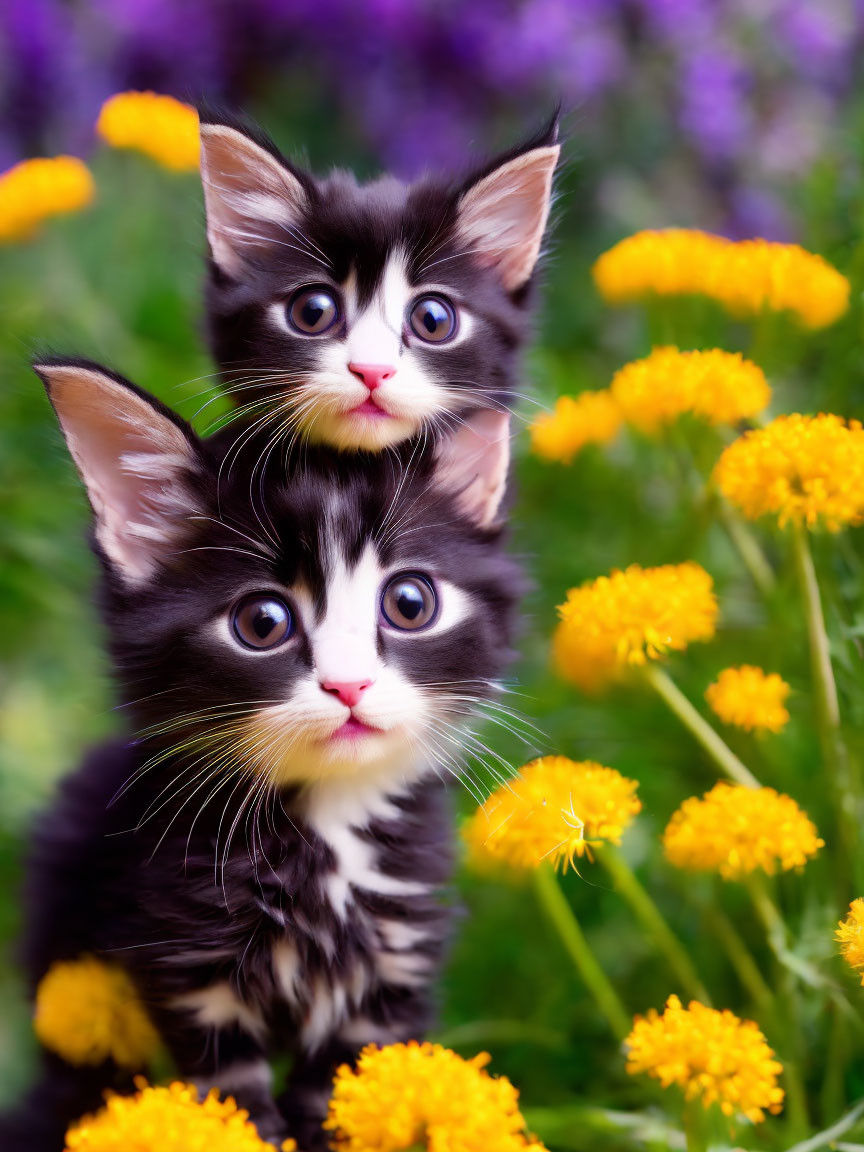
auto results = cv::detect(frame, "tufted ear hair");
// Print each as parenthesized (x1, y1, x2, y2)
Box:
(434, 410, 511, 529)
(34, 359, 202, 584)
(198, 109, 315, 277)
(455, 114, 560, 293)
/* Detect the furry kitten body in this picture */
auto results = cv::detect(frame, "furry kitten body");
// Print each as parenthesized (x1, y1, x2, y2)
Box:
(3, 361, 520, 1150)
(200, 110, 559, 451)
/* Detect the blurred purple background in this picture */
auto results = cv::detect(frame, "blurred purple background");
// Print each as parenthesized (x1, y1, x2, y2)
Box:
(1, 0, 861, 238)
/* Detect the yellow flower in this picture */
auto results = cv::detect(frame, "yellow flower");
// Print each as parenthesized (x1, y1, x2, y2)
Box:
(35, 956, 160, 1069)
(626, 995, 784, 1123)
(663, 783, 823, 880)
(611, 347, 770, 434)
(836, 898, 864, 984)
(714, 413, 864, 531)
(593, 228, 849, 329)
(463, 756, 641, 872)
(705, 666, 791, 733)
(0, 156, 94, 242)
(97, 91, 200, 171)
(324, 1042, 546, 1152)
(529, 390, 621, 462)
(64, 1079, 296, 1151)
(553, 562, 717, 692)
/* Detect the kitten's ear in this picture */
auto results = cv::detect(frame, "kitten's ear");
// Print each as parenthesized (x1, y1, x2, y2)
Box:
(34, 359, 202, 585)
(455, 116, 560, 292)
(435, 410, 511, 528)
(198, 111, 313, 277)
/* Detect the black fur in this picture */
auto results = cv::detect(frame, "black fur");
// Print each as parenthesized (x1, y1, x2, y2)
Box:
(2, 369, 522, 1150)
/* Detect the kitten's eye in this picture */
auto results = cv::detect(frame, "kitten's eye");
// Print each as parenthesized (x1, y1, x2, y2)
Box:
(381, 574, 438, 631)
(288, 287, 339, 335)
(408, 295, 457, 344)
(232, 595, 294, 650)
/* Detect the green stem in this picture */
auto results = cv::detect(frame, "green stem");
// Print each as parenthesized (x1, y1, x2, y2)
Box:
(531, 864, 630, 1040)
(704, 904, 774, 1013)
(716, 497, 777, 597)
(642, 665, 760, 788)
(596, 845, 709, 1003)
(682, 1100, 708, 1152)
(820, 1004, 847, 1128)
(790, 523, 859, 873)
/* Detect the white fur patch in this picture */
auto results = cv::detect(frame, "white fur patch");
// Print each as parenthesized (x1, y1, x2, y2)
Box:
(172, 981, 266, 1039)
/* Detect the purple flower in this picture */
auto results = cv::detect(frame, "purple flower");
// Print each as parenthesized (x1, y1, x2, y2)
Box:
(678, 46, 753, 163)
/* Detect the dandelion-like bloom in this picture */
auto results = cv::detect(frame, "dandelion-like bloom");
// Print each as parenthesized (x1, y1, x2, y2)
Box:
(835, 899, 864, 984)
(663, 783, 823, 880)
(0, 156, 94, 242)
(593, 229, 849, 330)
(463, 756, 641, 872)
(324, 1042, 546, 1152)
(97, 92, 200, 171)
(529, 390, 621, 462)
(64, 1079, 296, 1151)
(705, 666, 791, 734)
(35, 956, 159, 1068)
(553, 562, 717, 692)
(610, 347, 770, 434)
(714, 414, 864, 531)
(626, 995, 784, 1123)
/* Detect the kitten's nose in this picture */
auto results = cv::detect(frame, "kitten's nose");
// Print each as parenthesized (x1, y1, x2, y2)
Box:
(320, 679, 374, 708)
(348, 363, 396, 391)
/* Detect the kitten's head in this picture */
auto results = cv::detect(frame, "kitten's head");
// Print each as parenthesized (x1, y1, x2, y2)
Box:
(200, 110, 559, 452)
(37, 359, 520, 794)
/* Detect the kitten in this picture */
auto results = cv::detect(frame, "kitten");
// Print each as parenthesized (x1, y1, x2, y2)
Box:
(200, 109, 560, 451)
(2, 359, 521, 1151)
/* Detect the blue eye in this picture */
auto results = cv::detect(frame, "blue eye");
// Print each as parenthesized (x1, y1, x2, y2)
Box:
(288, 287, 339, 335)
(232, 594, 294, 650)
(381, 574, 438, 631)
(409, 295, 457, 344)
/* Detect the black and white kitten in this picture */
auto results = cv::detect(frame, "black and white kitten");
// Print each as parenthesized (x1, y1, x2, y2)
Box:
(200, 110, 559, 451)
(3, 359, 520, 1151)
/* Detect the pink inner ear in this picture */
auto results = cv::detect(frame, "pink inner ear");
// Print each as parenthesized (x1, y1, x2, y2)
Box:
(435, 409, 511, 528)
(43, 366, 196, 583)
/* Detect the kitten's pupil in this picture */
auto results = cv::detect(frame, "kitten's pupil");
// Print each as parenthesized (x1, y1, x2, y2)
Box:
(409, 296, 457, 344)
(232, 595, 293, 649)
(397, 585, 423, 619)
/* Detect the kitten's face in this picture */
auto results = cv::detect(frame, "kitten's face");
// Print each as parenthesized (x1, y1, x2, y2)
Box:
(201, 114, 559, 452)
(38, 362, 519, 791)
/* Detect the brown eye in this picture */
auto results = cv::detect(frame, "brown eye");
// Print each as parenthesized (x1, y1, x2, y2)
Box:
(381, 574, 438, 631)
(288, 287, 339, 335)
(232, 595, 294, 650)
(409, 295, 457, 344)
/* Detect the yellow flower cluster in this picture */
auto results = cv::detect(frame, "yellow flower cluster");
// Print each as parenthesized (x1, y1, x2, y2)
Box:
(610, 347, 770, 434)
(529, 390, 621, 462)
(35, 956, 159, 1069)
(593, 229, 849, 329)
(65, 1080, 296, 1152)
(625, 995, 784, 1123)
(463, 756, 641, 872)
(714, 413, 864, 531)
(663, 783, 823, 880)
(324, 1042, 546, 1152)
(0, 156, 94, 243)
(553, 562, 717, 691)
(97, 91, 200, 171)
(836, 899, 864, 984)
(705, 666, 791, 734)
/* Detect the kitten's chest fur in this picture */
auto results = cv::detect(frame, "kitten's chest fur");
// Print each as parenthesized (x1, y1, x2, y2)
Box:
(134, 768, 453, 1047)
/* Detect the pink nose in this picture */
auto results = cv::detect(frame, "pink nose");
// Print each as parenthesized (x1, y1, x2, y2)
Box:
(348, 363, 396, 391)
(320, 679, 374, 708)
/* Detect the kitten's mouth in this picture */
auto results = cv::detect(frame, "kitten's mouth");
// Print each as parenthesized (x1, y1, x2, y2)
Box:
(329, 716, 383, 741)
(349, 397, 391, 419)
